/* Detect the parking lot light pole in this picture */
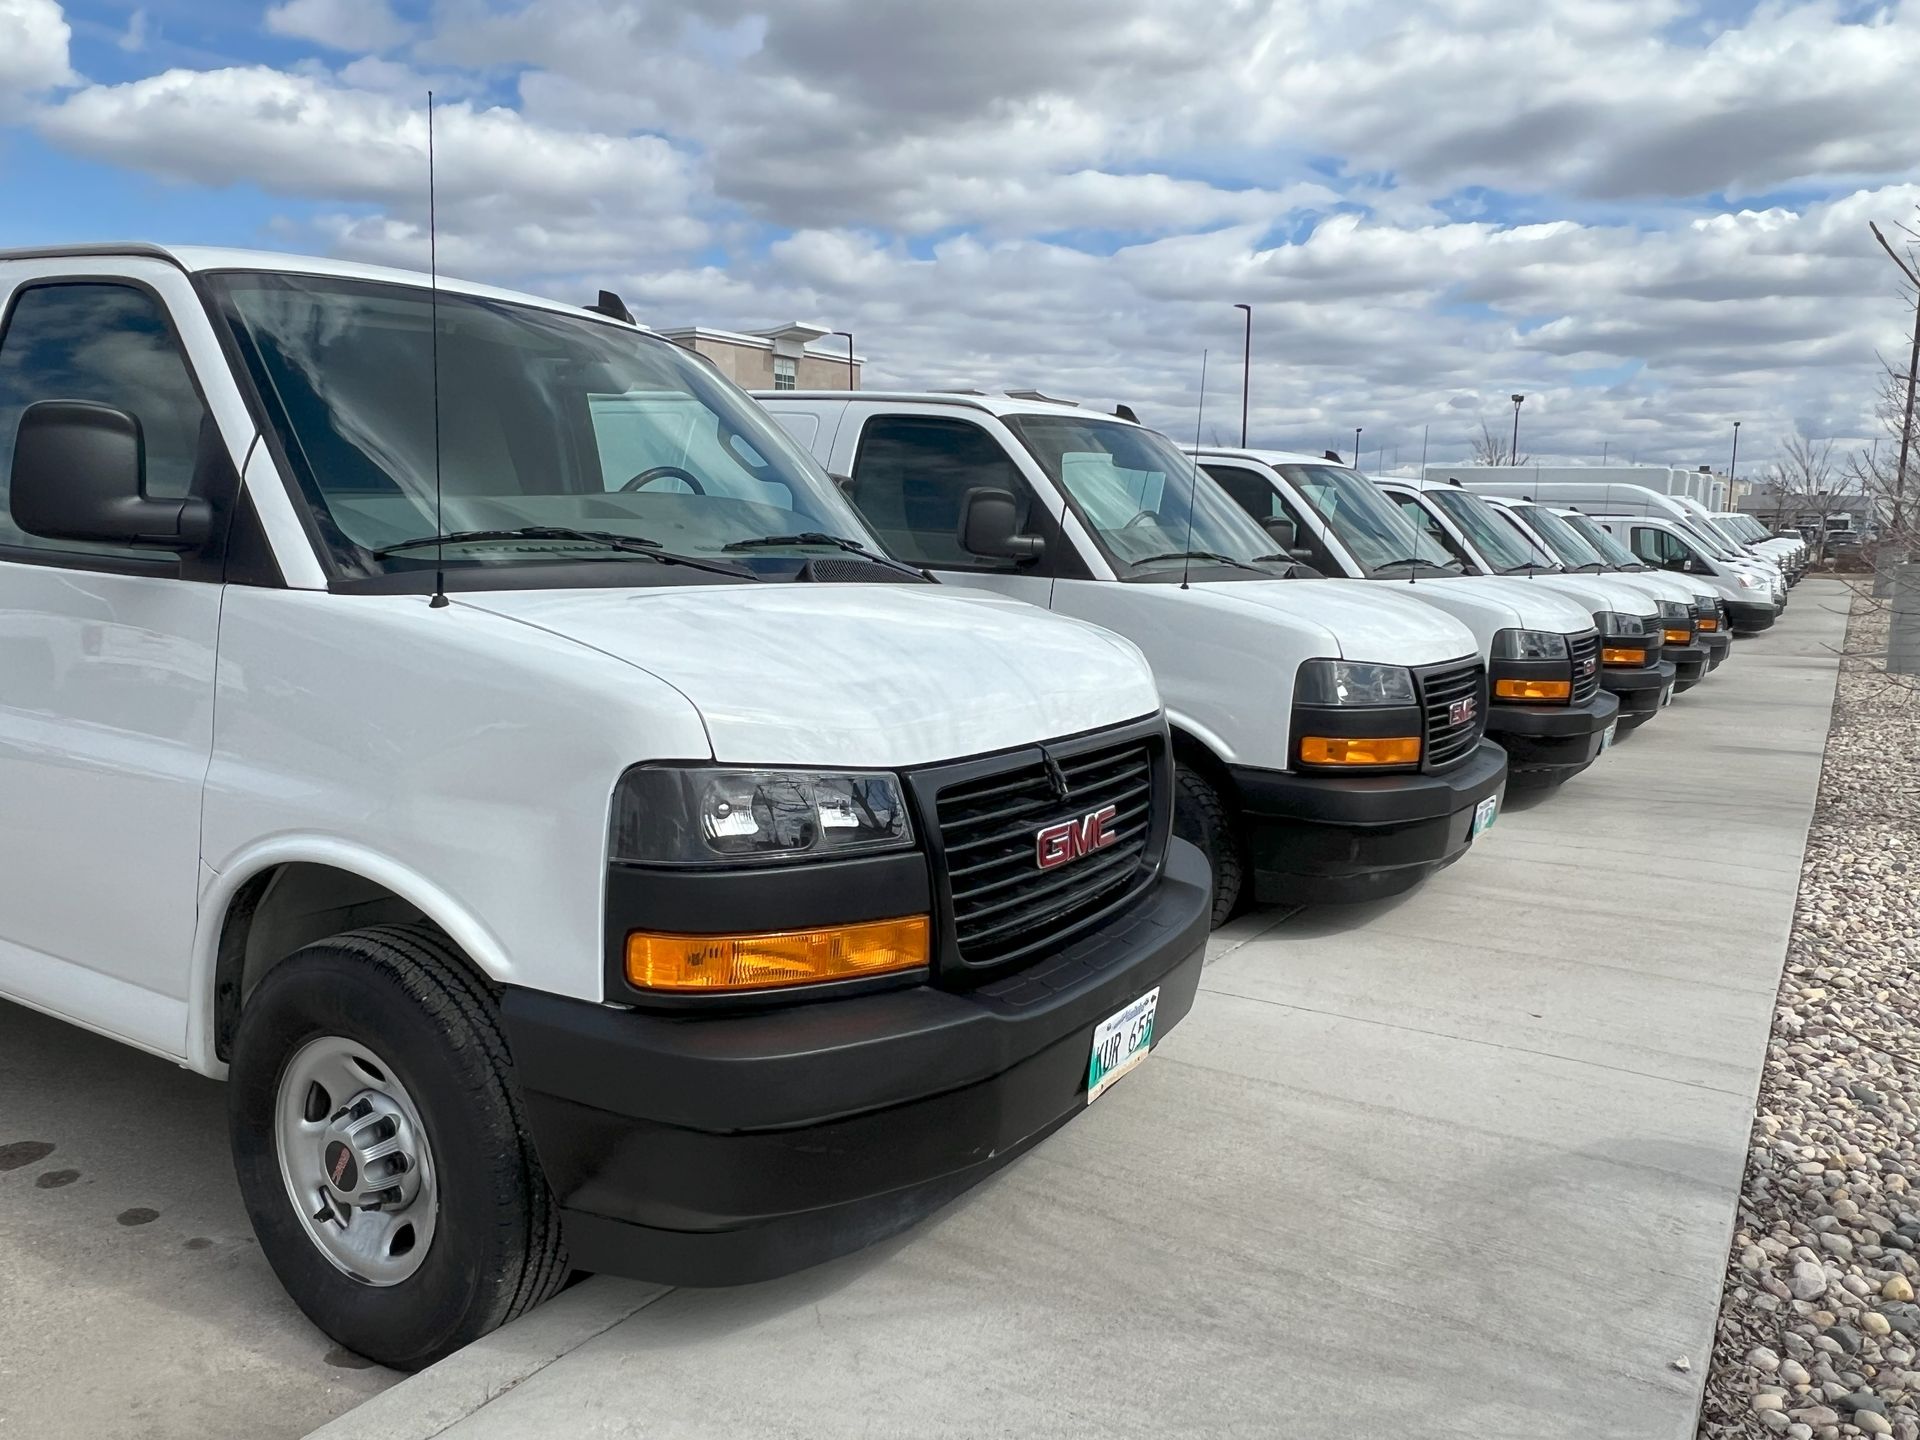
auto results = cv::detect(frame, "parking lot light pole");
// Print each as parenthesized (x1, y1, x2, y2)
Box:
(1233, 304, 1251, 446)
(832, 331, 855, 389)
(1353, 426, 1362, 465)
(1730, 420, 1742, 482)
(1510, 394, 1526, 464)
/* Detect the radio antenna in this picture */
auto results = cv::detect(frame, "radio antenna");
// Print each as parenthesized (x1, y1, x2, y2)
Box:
(1181, 350, 1208, 591)
(426, 90, 448, 609)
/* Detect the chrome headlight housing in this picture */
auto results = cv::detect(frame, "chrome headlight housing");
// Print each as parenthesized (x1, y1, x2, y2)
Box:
(611, 766, 914, 865)
(1490, 628, 1569, 661)
(1295, 658, 1417, 706)
(1593, 610, 1650, 638)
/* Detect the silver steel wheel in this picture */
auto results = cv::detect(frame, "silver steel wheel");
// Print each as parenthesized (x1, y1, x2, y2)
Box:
(274, 1035, 438, 1286)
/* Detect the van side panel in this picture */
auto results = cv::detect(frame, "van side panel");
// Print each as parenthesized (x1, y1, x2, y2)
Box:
(191, 587, 711, 1072)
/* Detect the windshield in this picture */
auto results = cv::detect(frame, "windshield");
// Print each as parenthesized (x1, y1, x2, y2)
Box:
(1559, 512, 1642, 568)
(208, 272, 875, 582)
(1510, 504, 1607, 569)
(1277, 464, 1457, 573)
(1679, 519, 1740, 560)
(1004, 415, 1289, 578)
(1424, 487, 1548, 572)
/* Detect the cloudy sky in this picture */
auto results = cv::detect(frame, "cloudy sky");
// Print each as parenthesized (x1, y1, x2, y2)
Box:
(4, 0, 1918, 471)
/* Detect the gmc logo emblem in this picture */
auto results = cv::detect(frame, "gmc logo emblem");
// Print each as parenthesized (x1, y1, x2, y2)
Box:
(1036, 804, 1119, 871)
(1449, 696, 1477, 726)
(1577, 656, 1597, 677)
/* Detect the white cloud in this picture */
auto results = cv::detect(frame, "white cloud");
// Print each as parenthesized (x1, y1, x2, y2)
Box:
(265, 0, 412, 53)
(0, 0, 75, 119)
(38, 65, 705, 270)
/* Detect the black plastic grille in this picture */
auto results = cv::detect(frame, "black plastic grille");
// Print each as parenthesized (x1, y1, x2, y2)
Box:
(933, 737, 1157, 966)
(1418, 660, 1488, 770)
(1568, 632, 1601, 704)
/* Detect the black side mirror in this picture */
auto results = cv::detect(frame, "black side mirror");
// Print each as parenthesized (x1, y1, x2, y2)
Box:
(1260, 514, 1297, 548)
(11, 401, 212, 551)
(957, 487, 1044, 560)
(829, 472, 856, 497)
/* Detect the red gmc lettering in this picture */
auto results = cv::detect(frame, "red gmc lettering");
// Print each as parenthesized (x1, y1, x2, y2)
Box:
(1035, 804, 1120, 870)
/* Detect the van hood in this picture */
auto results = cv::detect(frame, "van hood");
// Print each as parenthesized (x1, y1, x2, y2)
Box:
(1386, 573, 1594, 634)
(1182, 576, 1476, 663)
(457, 584, 1160, 768)
(1519, 572, 1661, 620)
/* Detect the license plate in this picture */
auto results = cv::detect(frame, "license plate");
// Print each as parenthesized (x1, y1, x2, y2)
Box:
(1471, 793, 1499, 839)
(1600, 721, 1618, 751)
(1087, 988, 1159, 1103)
(1659, 682, 1674, 707)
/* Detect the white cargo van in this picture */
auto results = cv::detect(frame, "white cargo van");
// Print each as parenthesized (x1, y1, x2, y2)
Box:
(0, 245, 1214, 1368)
(1193, 448, 1657, 763)
(1376, 478, 1727, 694)
(1550, 506, 1734, 672)
(1591, 514, 1779, 632)
(757, 392, 1506, 918)
(1451, 480, 1781, 625)
(1713, 511, 1806, 577)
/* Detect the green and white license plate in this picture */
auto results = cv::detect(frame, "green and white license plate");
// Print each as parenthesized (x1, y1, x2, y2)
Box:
(1086, 987, 1159, 1103)
(1471, 793, 1499, 839)
(1600, 721, 1618, 751)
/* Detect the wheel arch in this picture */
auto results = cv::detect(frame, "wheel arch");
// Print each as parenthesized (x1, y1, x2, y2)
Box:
(188, 839, 512, 1076)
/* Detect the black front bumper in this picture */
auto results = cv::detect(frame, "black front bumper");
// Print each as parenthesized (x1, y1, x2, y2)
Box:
(1485, 690, 1622, 780)
(1662, 641, 1710, 692)
(1727, 599, 1777, 633)
(500, 840, 1212, 1288)
(1700, 631, 1732, 670)
(1602, 659, 1678, 727)
(1228, 738, 1507, 905)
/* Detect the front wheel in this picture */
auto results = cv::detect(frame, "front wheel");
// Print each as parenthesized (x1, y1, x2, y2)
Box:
(1172, 766, 1244, 926)
(228, 924, 569, 1371)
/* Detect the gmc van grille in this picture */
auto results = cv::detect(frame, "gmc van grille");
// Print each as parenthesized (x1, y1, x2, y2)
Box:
(926, 729, 1165, 969)
(1418, 660, 1488, 771)
(1568, 633, 1601, 705)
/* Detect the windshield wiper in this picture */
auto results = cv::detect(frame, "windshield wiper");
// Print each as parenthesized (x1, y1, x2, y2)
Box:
(1131, 550, 1265, 574)
(372, 526, 760, 581)
(1375, 557, 1458, 573)
(1498, 562, 1554, 575)
(722, 531, 928, 579)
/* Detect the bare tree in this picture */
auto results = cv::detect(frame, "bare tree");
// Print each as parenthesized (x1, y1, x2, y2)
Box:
(1754, 436, 1846, 560)
(1843, 361, 1917, 545)
(1471, 419, 1529, 467)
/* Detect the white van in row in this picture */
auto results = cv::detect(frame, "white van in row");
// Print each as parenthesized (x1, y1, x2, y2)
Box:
(757, 391, 1508, 918)
(0, 245, 1216, 1367)
(1191, 448, 1652, 768)
(1376, 478, 1727, 694)
(1446, 479, 1785, 630)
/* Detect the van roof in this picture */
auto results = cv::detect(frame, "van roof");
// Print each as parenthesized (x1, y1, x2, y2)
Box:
(750, 389, 1127, 422)
(0, 241, 640, 330)
(1188, 445, 1349, 468)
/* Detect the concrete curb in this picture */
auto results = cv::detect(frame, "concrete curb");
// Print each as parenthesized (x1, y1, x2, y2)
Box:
(303, 1278, 667, 1440)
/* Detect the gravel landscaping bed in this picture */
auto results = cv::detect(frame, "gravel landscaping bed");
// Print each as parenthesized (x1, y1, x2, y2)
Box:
(1700, 585, 1920, 1440)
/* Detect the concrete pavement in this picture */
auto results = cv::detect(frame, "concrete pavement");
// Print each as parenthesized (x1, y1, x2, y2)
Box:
(308, 583, 1851, 1440)
(0, 1001, 399, 1438)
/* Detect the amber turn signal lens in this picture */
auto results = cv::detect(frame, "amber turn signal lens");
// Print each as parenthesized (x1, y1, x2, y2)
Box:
(626, 916, 929, 992)
(1698, 617, 1720, 631)
(1299, 736, 1421, 767)
(1494, 677, 1571, 701)
(1602, 646, 1647, 666)
(1663, 628, 1693, 645)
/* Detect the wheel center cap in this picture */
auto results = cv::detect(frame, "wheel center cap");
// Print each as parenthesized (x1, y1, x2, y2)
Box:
(323, 1140, 359, 1195)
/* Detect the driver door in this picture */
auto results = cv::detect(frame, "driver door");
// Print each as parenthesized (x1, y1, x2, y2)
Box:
(838, 409, 1058, 608)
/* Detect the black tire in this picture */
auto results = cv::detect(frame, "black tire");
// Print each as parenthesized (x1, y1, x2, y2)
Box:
(228, 923, 568, 1371)
(1173, 765, 1244, 927)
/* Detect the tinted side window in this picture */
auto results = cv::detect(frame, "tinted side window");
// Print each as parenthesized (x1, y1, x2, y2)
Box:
(849, 415, 1036, 570)
(0, 283, 209, 561)
(1395, 497, 1470, 565)
(1203, 463, 1338, 572)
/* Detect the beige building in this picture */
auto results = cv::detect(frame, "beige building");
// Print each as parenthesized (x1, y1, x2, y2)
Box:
(656, 321, 862, 391)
